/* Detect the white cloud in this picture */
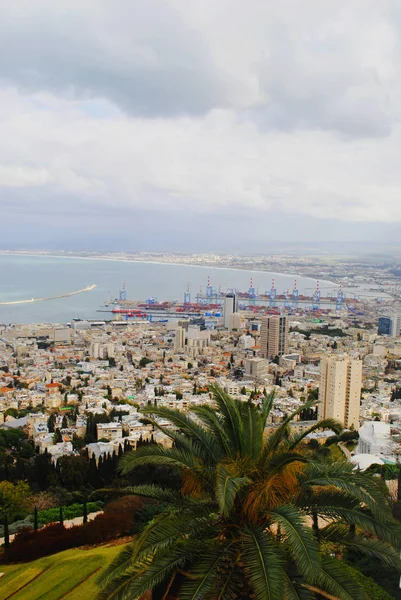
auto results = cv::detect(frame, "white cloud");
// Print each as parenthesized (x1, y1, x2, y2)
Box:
(0, 0, 401, 244)
(0, 165, 51, 187)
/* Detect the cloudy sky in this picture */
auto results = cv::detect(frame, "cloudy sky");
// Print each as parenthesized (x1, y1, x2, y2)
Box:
(1, 0, 401, 252)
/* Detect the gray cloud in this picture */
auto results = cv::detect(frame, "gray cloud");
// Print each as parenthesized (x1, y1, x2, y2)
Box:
(0, 0, 232, 117)
(0, 0, 401, 250)
(0, 0, 398, 136)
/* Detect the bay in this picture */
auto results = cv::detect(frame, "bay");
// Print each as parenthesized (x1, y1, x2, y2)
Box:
(0, 255, 335, 324)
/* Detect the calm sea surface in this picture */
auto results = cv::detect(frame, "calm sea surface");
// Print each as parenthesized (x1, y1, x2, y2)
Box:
(0, 255, 336, 324)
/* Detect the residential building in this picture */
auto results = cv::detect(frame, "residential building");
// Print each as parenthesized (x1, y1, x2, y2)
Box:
(223, 293, 238, 329)
(378, 315, 401, 338)
(244, 358, 269, 377)
(174, 327, 186, 352)
(97, 422, 123, 441)
(318, 355, 362, 430)
(260, 315, 288, 359)
(53, 328, 71, 346)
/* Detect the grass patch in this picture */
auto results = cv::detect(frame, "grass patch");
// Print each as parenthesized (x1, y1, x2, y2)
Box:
(0, 544, 126, 600)
(328, 444, 345, 462)
(0, 566, 45, 599)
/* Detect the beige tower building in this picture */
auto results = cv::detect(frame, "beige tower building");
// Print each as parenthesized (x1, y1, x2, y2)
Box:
(260, 315, 288, 359)
(318, 355, 362, 430)
(174, 327, 186, 352)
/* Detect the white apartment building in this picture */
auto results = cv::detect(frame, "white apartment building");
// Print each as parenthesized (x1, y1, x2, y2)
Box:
(97, 422, 123, 441)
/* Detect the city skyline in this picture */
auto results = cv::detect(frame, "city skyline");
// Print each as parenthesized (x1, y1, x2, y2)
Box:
(2, 2, 401, 250)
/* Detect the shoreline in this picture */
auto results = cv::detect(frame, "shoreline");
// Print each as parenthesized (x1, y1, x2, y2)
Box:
(0, 250, 338, 288)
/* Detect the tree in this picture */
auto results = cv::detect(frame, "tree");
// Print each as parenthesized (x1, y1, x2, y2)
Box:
(3, 513, 9, 549)
(47, 413, 55, 433)
(0, 480, 32, 521)
(33, 505, 38, 532)
(59, 505, 64, 527)
(99, 385, 401, 600)
(83, 498, 88, 524)
(61, 415, 68, 429)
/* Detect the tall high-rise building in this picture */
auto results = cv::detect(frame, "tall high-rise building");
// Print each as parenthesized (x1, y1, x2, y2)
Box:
(174, 327, 186, 352)
(378, 315, 401, 337)
(318, 355, 362, 430)
(223, 293, 238, 329)
(259, 315, 288, 359)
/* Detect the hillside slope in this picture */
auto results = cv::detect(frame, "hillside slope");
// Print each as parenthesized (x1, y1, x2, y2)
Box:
(0, 543, 127, 600)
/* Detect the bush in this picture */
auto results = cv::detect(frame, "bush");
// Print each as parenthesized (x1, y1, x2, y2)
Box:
(37, 501, 103, 525)
(0, 515, 33, 538)
(2, 495, 149, 563)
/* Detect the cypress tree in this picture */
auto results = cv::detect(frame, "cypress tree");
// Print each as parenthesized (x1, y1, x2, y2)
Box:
(59, 505, 64, 527)
(4, 514, 9, 549)
(83, 499, 88, 524)
(33, 506, 38, 532)
(47, 413, 55, 433)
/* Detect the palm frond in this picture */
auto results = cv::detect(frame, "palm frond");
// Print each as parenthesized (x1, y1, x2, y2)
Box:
(241, 525, 284, 600)
(240, 400, 264, 459)
(209, 384, 244, 454)
(141, 405, 221, 463)
(317, 505, 401, 548)
(283, 573, 315, 600)
(260, 389, 275, 429)
(191, 404, 233, 458)
(119, 443, 207, 482)
(97, 569, 139, 600)
(215, 463, 250, 516)
(341, 537, 401, 569)
(264, 400, 316, 457)
(289, 418, 343, 450)
(303, 462, 391, 519)
(178, 546, 227, 600)
(270, 504, 320, 582)
(121, 484, 211, 506)
(97, 544, 137, 589)
(316, 556, 366, 600)
(125, 538, 205, 600)
(135, 512, 216, 560)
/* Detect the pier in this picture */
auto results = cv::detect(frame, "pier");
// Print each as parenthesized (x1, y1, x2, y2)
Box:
(0, 284, 97, 305)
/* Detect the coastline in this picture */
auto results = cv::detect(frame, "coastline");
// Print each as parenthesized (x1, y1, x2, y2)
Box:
(0, 250, 338, 288)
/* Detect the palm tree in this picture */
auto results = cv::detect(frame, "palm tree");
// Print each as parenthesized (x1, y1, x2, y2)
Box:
(98, 385, 401, 600)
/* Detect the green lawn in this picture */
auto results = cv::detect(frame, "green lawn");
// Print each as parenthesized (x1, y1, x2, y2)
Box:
(0, 543, 127, 600)
(328, 443, 345, 462)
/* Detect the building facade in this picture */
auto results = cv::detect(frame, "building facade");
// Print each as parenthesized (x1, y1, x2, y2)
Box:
(318, 355, 362, 430)
(259, 315, 288, 359)
(378, 315, 401, 337)
(174, 327, 186, 352)
(223, 293, 238, 329)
